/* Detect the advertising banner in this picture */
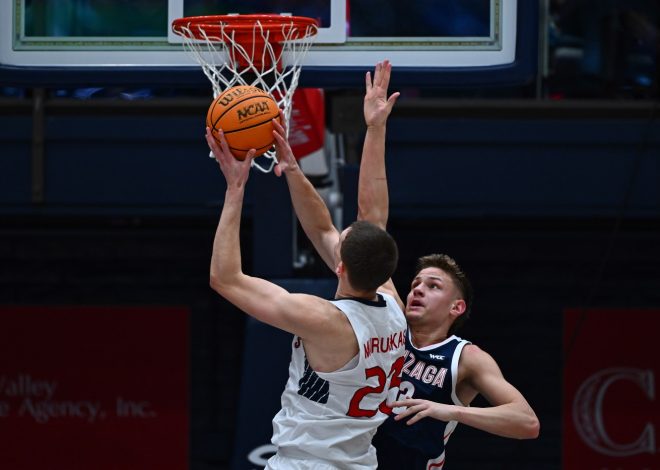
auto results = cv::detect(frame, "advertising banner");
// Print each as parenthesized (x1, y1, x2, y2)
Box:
(563, 309, 658, 469)
(0, 306, 189, 469)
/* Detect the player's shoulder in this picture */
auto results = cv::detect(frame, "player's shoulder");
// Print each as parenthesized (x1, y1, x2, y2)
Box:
(458, 343, 499, 373)
(294, 292, 338, 310)
(293, 293, 351, 324)
(378, 291, 407, 325)
(333, 292, 399, 311)
(377, 290, 397, 306)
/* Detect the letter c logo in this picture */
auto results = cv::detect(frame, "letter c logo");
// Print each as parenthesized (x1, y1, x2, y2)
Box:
(573, 368, 655, 456)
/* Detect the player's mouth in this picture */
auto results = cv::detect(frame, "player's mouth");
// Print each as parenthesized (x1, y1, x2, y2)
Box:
(407, 298, 424, 310)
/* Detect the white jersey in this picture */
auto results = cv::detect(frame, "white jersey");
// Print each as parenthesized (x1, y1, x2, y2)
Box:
(268, 292, 407, 470)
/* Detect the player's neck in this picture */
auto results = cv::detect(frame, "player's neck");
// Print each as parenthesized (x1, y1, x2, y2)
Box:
(335, 282, 379, 302)
(409, 326, 450, 349)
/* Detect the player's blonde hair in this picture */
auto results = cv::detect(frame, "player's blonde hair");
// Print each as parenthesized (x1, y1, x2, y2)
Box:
(416, 254, 473, 334)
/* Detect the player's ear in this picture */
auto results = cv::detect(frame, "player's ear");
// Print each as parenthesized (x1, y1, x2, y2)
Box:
(335, 261, 345, 278)
(450, 299, 467, 317)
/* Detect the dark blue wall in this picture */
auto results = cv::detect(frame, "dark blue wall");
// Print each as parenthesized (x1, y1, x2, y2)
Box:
(3, 107, 658, 217)
(385, 117, 659, 218)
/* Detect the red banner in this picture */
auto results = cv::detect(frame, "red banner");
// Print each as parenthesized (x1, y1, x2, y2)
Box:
(0, 306, 189, 469)
(289, 88, 325, 160)
(563, 309, 659, 469)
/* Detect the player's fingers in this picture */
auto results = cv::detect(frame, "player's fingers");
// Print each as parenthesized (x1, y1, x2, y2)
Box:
(392, 402, 408, 411)
(381, 60, 392, 86)
(215, 128, 232, 155)
(393, 403, 424, 421)
(272, 117, 285, 135)
(392, 398, 420, 408)
(239, 150, 255, 174)
(387, 92, 400, 109)
(205, 127, 218, 149)
(406, 411, 428, 426)
(272, 128, 287, 149)
(365, 71, 372, 91)
(206, 128, 225, 163)
(373, 62, 383, 88)
(277, 109, 288, 134)
(208, 127, 224, 150)
(379, 61, 388, 88)
(271, 121, 295, 163)
(393, 409, 413, 421)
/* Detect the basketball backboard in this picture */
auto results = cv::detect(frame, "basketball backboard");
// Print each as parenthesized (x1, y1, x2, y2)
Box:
(0, 0, 538, 88)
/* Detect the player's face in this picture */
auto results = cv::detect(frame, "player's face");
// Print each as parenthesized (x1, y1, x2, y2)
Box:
(405, 267, 461, 327)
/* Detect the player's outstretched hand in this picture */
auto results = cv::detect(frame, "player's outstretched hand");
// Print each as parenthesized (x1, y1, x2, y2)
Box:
(364, 60, 400, 128)
(206, 127, 254, 189)
(392, 398, 457, 425)
(272, 110, 300, 177)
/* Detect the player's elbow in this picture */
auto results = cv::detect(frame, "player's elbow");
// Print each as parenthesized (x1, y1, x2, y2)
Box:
(209, 270, 231, 295)
(209, 274, 223, 294)
(210, 267, 246, 300)
(520, 414, 540, 439)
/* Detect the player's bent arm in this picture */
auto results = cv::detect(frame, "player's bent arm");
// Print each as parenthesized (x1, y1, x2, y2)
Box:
(209, 183, 339, 339)
(210, 271, 341, 340)
(392, 345, 540, 439)
(283, 165, 341, 270)
(455, 345, 540, 439)
(272, 117, 340, 270)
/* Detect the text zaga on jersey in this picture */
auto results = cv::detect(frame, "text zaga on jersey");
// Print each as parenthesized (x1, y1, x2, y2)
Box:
(401, 350, 449, 389)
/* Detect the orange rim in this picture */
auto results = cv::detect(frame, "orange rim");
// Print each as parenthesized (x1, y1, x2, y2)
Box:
(171, 14, 318, 42)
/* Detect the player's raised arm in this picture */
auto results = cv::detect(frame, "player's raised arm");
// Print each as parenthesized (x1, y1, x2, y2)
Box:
(272, 114, 341, 271)
(358, 60, 399, 229)
(206, 127, 340, 340)
(357, 61, 402, 306)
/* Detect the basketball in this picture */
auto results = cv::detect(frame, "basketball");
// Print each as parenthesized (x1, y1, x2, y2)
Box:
(206, 85, 281, 160)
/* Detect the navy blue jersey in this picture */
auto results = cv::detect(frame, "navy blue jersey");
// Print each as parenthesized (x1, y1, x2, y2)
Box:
(373, 333, 470, 469)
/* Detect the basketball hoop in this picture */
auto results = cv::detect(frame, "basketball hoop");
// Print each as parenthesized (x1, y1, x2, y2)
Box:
(172, 14, 319, 173)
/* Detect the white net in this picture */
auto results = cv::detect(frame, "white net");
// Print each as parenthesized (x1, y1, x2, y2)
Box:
(173, 15, 318, 173)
